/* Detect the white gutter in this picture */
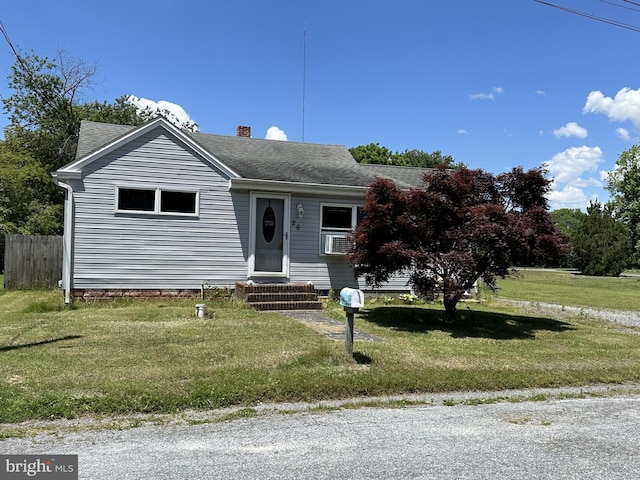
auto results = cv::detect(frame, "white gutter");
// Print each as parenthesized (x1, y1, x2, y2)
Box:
(51, 173, 73, 304)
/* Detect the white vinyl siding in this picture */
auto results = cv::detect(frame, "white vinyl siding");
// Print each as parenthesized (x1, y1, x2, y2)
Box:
(70, 127, 248, 289)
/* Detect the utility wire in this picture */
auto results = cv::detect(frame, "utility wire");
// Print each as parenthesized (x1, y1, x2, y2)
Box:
(534, 0, 640, 32)
(0, 19, 31, 75)
(599, 0, 640, 13)
(0, 19, 69, 125)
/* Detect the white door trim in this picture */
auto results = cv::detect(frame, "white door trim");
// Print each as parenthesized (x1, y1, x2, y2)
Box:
(248, 192, 290, 278)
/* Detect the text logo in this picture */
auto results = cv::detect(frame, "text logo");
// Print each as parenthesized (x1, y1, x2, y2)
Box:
(1, 455, 77, 479)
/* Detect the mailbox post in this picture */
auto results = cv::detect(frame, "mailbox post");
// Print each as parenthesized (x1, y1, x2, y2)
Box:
(339, 288, 364, 358)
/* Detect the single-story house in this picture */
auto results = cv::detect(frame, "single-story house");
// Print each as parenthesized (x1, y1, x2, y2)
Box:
(52, 117, 427, 304)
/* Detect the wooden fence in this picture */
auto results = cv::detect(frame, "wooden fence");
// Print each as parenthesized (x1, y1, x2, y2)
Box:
(3, 234, 63, 289)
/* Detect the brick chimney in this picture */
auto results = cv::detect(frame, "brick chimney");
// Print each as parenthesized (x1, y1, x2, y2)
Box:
(236, 126, 251, 138)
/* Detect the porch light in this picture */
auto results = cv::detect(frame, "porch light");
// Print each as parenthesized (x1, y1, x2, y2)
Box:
(296, 203, 304, 219)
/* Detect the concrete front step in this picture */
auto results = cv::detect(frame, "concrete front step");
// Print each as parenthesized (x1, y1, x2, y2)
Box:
(235, 281, 322, 311)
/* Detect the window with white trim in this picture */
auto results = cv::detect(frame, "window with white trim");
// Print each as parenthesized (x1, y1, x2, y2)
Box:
(320, 204, 364, 231)
(116, 187, 199, 216)
(320, 204, 364, 255)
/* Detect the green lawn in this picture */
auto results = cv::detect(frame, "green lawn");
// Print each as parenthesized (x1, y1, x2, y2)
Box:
(490, 269, 640, 312)
(2, 272, 640, 427)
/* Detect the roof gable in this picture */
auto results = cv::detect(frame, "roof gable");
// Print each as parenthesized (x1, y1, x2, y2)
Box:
(55, 118, 239, 180)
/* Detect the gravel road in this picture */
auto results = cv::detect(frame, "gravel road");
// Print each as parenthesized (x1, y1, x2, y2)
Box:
(3, 388, 640, 479)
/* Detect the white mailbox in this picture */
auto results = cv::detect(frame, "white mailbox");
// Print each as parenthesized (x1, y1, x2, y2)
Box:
(339, 288, 364, 309)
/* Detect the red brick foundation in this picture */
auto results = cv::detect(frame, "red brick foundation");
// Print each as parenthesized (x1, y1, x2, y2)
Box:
(71, 288, 202, 301)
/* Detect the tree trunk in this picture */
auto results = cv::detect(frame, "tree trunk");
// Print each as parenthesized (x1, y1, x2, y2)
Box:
(443, 294, 460, 322)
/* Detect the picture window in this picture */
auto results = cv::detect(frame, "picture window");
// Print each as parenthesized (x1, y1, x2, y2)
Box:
(117, 188, 155, 212)
(116, 187, 199, 216)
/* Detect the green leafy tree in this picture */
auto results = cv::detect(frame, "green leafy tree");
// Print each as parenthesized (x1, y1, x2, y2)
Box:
(2, 50, 98, 170)
(349, 143, 460, 168)
(550, 208, 586, 238)
(393, 149, 458, 168)
(350, 166, 567, 321)
(549, 208, 585, 267)
(0, 142, 63, 270)
(74, 97, 148, 128)
(572, 202, 631, 276)
(0, 143, 62, 235)
(605, 144, 640, 266)
(349, 143, 394, 164)
(2, 49, 197, 172)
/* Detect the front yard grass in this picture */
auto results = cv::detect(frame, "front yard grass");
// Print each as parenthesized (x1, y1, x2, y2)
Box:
(2, 275, 640, 426)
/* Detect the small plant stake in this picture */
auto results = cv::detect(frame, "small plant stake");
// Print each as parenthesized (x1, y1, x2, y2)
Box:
(339, 288, 365, 359)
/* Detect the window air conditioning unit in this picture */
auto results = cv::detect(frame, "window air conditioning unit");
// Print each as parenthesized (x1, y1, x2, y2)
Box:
(324, 234, 350, 255)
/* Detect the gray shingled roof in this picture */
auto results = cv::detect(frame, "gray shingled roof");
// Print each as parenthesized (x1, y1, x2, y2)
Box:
(73, 120, 430, 189)
(74, 120, 137, 159)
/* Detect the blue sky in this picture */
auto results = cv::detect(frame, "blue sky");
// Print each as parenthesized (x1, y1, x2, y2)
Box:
(2, 0, 640, 210)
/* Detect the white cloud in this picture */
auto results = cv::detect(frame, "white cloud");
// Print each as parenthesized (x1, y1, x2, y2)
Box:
(553, 122, 588, 139)
(469, 86, 504, 101)
(617, 127, 631, 141)
(544, 146, 604, 210)
(128, 96, 198, 131)
(547, 184, 590, 210)
(536, 90, 546, 96)
(265, 126, 288, 141)
(544, 146, 603, 185)
(584, 87, 640, 130)
(457, 129, 468, 135)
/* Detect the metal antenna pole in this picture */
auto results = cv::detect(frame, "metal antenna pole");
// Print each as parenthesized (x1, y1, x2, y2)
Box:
(302, 27, 306, 143)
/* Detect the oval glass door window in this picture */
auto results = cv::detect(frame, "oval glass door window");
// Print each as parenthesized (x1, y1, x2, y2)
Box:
(262, 205, 276, 243)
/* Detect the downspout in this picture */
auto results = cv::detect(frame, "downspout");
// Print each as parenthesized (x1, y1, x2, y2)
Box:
(52, 174, 74, 304)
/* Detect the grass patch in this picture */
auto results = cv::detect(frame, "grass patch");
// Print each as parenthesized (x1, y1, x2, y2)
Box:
(1, 277, 640, 429)
(490, 269, 640, 312)
(214, 408, 259, 423)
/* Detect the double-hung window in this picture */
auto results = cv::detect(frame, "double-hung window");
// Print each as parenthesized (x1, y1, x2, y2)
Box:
(116, 187, 199, 216)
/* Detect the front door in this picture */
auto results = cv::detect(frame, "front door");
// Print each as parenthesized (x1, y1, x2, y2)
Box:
(249, 193, 290, 278)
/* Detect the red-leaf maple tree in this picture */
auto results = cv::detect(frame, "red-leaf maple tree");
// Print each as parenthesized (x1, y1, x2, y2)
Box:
(349, 166, 567, 321)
